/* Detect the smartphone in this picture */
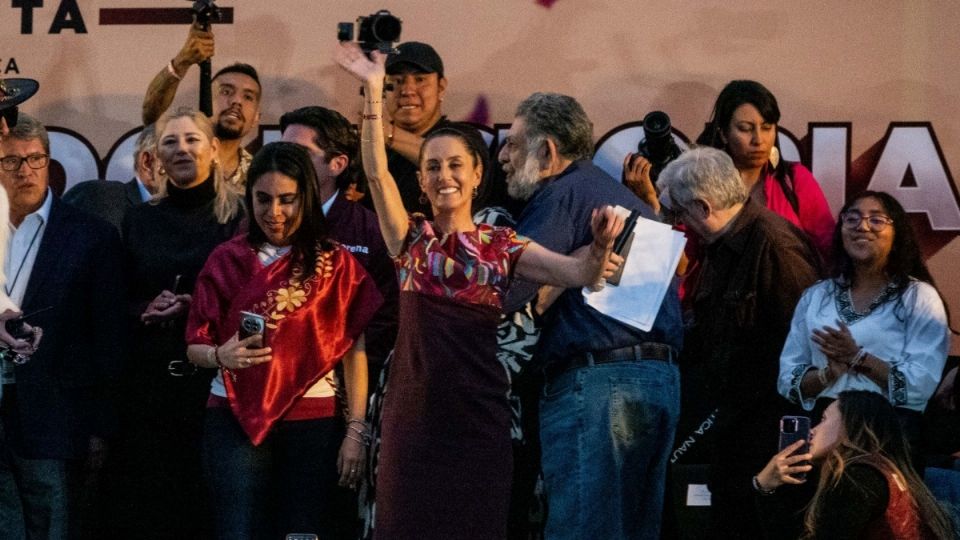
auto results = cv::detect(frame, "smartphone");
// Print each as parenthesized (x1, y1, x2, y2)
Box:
(238, 311, 266, 341)
(779, 415, 811, 480)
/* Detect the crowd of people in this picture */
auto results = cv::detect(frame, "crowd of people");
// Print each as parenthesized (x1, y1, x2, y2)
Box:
(0, 22, 958, 540)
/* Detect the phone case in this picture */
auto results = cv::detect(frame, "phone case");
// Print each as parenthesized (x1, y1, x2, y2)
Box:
(778, 415, 811, 455)
(238, 311, 266, 340)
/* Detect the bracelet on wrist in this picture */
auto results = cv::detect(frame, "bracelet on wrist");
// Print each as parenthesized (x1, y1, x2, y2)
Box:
(214, 346, 237, 382)
(849, 347, 867, 369)
(345, 432, 369, 446)
(752, 475, 776, 496)
(166, 60, 183, 81)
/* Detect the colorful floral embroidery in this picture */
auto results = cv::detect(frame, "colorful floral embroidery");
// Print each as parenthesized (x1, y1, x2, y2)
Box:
(395, 216, 528, 309)
(254, 244, 336, 329)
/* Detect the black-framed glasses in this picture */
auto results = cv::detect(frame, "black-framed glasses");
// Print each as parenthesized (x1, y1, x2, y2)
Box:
(0, 153, 49, 172)
(840, 212, 893, 231)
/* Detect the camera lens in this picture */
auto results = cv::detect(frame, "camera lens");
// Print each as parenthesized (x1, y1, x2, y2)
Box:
(642, 111, 671, 138)
(370, 13, 401, 42)
(783, 418, 797, 433)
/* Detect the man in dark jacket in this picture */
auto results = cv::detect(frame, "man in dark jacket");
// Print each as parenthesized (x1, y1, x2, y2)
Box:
(658, 147, 820, 539)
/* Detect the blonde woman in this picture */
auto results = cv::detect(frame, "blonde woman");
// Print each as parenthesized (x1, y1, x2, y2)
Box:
(112, 107, 245, 538)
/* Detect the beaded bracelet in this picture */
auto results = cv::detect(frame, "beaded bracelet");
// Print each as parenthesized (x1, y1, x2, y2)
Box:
(849, 348, 867, 370)
(752, 475, 776, 496)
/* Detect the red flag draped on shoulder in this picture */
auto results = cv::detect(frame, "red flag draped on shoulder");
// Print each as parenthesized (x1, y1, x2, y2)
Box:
(187, 236, 383, 445)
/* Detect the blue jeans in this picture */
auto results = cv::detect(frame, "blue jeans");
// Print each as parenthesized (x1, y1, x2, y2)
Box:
(540, 359, 680, 540)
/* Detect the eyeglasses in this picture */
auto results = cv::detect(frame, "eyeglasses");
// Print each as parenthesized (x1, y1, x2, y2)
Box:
(0, 153, 49, 172)
(840, 212, 893, 231)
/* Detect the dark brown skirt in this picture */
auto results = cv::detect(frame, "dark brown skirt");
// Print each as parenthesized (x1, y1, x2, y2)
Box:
(374, 292, 511, 540)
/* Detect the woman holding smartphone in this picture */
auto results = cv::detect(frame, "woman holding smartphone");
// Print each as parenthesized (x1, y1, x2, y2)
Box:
(755, 390, 954, 539)
(186, 142, 382, 539)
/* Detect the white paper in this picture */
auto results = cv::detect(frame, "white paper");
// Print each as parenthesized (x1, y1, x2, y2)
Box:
(583, 216, 686, 331)
(686, 484, 712, 506)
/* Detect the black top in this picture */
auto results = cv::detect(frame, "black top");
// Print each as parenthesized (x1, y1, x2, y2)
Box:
(121, 177, 244, 414)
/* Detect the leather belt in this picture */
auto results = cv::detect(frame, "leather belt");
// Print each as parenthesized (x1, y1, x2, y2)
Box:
(544, 342, 676, 381)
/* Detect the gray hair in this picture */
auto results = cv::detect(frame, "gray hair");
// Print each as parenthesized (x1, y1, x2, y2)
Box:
(658, 146, 747, 210)
(6, 113, 49, 154)
(133, 123, 157, 162)
(515, 92, 593, 161)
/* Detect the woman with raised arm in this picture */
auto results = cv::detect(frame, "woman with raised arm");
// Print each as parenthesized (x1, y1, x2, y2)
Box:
(335, 42, 624, 539)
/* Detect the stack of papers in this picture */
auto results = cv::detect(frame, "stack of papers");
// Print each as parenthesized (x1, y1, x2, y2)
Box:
(583, 216, 686, 331)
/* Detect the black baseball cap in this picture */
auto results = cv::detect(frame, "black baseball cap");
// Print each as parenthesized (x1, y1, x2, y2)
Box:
(385, 42, 444, 78)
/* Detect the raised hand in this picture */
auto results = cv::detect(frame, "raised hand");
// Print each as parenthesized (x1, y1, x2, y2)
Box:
(590, 205, 626, 252)
(334, 41, 387, 84)
(755, 439, 813, 491)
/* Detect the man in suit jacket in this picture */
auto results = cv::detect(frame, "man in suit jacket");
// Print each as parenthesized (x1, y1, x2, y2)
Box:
(62, 126, 161, 231)
(0, 114, 125, 539)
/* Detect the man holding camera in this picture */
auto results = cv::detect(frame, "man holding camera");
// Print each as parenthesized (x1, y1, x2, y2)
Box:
(0, 113, 125, 539)
(375, 41, 455, 218)
(499, 92, 683, 540)
(142, 22, 261, 189)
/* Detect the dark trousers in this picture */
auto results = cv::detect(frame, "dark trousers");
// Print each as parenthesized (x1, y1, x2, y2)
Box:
(202, 407, 356, 540)
(0, 390, 68, 540)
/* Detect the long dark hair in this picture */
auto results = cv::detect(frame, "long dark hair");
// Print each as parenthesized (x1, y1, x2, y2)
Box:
(803, 391, 954, 539)
(696, 80, 797, 210)
(245, 142, 333, 276)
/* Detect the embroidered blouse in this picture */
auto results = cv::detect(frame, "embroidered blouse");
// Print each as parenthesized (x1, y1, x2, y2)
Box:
(778, 278, 948, 411)
(395, 215, 528, 310)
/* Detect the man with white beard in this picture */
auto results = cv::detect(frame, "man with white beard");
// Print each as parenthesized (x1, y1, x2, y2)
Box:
(498, 92, 683, 540)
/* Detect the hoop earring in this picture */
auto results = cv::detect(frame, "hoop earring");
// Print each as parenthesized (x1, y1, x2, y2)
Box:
(419, 192, 428, 205)
(472, 186, 479, 199)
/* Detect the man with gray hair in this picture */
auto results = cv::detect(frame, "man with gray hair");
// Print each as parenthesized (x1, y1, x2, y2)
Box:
(0, 113, 125, 539)
(499, 92, 682, 540)
(657, 147, 819, 538)
(63, 125, 162, 231)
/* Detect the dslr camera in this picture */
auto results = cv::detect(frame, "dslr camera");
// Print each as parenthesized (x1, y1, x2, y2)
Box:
(338, 10, 402, 53)
(635, 111, 683, 184)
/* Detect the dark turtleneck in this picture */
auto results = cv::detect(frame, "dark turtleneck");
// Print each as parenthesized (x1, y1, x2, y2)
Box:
(165, 174, 218, 209)
(121, 174, 244, 379)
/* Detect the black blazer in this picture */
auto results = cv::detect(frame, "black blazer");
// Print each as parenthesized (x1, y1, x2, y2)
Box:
(61, 178, 144, 233)
(7, 197, 126, 459)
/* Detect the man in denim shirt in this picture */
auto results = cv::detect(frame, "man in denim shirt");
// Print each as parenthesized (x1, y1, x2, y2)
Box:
(499, 92, 683, 540)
